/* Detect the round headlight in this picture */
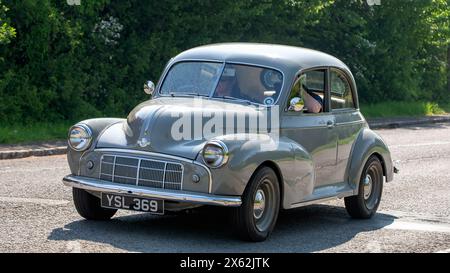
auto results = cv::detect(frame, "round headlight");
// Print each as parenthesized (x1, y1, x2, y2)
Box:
(68, 124, 93, 151)
(202, 140, 229, 168)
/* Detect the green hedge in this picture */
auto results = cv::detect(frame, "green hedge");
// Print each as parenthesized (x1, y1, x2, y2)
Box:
(0, 0, 449, 125)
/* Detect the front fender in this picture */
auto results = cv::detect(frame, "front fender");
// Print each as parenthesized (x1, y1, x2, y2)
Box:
(202, 134, 314, 209)
(67, 118, 125, 174)
(346, 128, 394, 194)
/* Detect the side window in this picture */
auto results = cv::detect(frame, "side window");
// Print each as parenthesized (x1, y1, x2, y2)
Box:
(287, 70, 325, 114)
(330, 70, 355, 110)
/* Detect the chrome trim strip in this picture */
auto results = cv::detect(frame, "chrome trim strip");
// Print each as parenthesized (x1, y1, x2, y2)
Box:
(63, 175, 241, 207)
(209, 62, 226, 97)
(290, 196, 337, 208)
(282, 125, 329, 130)
(335, 120, 365, 127)
(282, 121, 364, 130)
(111, 156, 117, 183)
(77, 150, 88, 176)
(162, 162, 167, 189)
(95, 148, 213, 193)
(290, 191, 354, 209)
(97, 148, 193, 163)
(136, 158, 141, 186)
(180, 162, 184, 191)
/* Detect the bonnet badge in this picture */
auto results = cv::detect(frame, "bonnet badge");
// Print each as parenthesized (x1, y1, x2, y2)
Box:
(137, 137, 151, 148)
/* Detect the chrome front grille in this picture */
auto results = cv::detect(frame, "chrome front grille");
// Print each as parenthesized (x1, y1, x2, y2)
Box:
(100, 155, 183, 190)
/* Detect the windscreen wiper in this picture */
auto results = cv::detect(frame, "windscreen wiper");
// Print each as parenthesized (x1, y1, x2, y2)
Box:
(169, 92, 208, 97)
(220, 96, 252, 105)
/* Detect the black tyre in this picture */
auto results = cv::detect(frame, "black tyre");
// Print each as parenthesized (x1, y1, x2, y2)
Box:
(72, 188, 117, 220)
(233, 167, 280, 242)
(345, 156, 383, 219)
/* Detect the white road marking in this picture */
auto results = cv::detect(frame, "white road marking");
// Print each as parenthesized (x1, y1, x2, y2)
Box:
(390, 141, 450, 148)
(0, 196, 69, 206)
(435, 248, 450, 253)
(384, 221, 450, 233)
(378, 210, 450, 234)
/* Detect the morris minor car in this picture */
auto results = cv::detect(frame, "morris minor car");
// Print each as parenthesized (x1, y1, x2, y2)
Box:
(63, 43, 395, 241)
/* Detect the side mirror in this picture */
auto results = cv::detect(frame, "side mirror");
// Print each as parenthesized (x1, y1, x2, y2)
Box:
(144, 81, 155, 95)
(289, 97, 304, 112)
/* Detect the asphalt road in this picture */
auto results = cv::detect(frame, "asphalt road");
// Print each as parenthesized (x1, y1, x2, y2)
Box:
(1, 123, 450, 253)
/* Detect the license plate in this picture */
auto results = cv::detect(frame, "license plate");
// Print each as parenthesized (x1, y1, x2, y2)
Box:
(101, 193, 164, 215)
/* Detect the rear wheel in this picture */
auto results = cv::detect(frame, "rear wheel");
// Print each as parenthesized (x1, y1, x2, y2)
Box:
(345, 156, 383, 219)
(72, 188, 117, 220)
(232, 167, 280, 242)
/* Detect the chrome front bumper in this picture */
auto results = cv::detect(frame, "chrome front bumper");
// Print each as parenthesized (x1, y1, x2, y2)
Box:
(63, 174, 242, 207)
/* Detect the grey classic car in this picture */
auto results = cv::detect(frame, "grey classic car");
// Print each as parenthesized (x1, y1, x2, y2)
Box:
(63, 43, 395, 242)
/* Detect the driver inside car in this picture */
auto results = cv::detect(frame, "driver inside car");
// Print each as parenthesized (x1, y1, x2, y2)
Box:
(302, 85, 323, 113)
(299, 73, 323, 113)
(214, 68, 240, 98)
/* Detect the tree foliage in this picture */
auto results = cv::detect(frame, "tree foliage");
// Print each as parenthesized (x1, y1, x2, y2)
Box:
(0, 0, 449, 125)
(0, 0, 15, 45)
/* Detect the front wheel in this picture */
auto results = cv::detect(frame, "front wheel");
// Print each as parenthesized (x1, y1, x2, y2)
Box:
(232, 167, 280, 242)
(345, 156, 384, 219)
(72, 188, 117, 220)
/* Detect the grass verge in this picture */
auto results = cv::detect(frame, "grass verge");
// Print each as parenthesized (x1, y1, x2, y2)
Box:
(360, 101, 449, 119)
(0, 122, 71, 144)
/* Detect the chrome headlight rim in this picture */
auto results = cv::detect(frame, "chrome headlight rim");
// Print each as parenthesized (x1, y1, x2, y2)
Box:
(68, 123, 93, 152)
(202, 140, 229, 168)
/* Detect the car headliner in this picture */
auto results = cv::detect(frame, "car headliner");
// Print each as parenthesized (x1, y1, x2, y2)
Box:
(171, 43, 350, 73)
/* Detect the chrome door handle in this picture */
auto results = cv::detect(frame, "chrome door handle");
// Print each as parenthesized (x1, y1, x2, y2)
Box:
(327, 120, 335, 128)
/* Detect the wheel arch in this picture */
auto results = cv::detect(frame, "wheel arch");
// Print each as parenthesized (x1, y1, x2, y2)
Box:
(371, 152, 387, 179)
(251, 160, 284, 208)
(347, 128, 394, 194)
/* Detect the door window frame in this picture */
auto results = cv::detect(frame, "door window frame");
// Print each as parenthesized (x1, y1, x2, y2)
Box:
(284, 66, 330, 115)
(329, 67, 358, 113)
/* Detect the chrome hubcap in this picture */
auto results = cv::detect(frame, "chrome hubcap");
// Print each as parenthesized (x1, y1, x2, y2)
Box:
(363, 174, 373, 200)
(253, 189, 266, 220)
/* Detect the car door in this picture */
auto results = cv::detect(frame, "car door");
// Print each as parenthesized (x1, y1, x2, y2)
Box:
(281, 68, 338, 191)
(329, 68, 365, 184)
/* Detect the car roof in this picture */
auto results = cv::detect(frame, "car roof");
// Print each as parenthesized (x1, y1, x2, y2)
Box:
(172, 43, 350, 73)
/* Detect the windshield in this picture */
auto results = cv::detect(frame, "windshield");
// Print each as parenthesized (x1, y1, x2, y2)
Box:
(160, 62, 222, 96)
(160, 61, 283, 105)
